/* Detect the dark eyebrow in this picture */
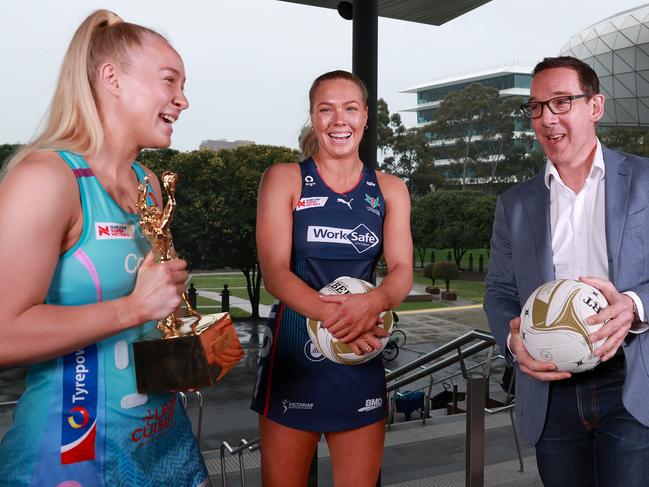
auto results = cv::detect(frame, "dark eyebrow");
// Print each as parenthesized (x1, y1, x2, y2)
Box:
(528, 91, 572, 102)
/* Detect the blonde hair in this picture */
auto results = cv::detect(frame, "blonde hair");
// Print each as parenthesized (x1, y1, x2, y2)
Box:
(3, 9, 167, 175)
(299, 70, 368, 160)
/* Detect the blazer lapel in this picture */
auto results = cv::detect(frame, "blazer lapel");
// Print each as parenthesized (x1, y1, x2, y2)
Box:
(521, 176, 554, 282)
(603, 147, 630, 279)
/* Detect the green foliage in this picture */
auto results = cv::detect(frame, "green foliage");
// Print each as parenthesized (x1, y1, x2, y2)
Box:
(377, 86, 547, 196)
(412, 190, 496, 269)
(433, 261, 459, 291)
(137, 144, 300, 317)
(411, 201, 436, 267)
(598, 126, 649, 157)
(0, 144, 22, 170)
(431, 83, 530, 189)
(377, 98, 439, 197)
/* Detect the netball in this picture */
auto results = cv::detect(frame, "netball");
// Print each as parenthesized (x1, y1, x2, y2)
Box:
(519, 279, 609, 372)
(307, 277, 394, 365)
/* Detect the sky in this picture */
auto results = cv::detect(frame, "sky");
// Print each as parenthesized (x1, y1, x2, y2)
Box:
(1, 0, 647, 152)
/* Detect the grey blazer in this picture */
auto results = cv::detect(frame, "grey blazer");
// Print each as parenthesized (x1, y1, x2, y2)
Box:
(483, 146, 649, 445)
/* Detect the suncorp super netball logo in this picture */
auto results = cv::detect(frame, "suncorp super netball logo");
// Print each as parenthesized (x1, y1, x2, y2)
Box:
(60, 345, 98, 465)
(95, 222, 134, 240)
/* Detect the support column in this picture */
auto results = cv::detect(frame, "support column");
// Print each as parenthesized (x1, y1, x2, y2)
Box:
(352, 0, 378, 168)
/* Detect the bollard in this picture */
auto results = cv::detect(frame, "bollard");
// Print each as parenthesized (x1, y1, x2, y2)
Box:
(468, 253, 474, 272)
(187, 282, 197, 309)
(221, 284, 230, 313)
(478, 254, 484, 273)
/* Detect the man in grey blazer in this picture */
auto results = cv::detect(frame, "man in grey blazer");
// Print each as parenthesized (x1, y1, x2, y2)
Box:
(484, 56, 649, 486)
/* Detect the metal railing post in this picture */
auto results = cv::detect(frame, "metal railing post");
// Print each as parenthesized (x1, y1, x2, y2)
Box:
(465, 376, 487, 487)
(307, 451, 318, 486)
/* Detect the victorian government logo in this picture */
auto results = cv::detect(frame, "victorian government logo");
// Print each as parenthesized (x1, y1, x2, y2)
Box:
(306, 224, 379, 253)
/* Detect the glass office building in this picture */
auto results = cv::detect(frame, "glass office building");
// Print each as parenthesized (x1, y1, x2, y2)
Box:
(560, 4, 649, 126)
(401, 64, 533, 125)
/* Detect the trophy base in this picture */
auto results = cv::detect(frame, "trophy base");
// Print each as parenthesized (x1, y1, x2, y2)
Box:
(133, 312, 237, 393)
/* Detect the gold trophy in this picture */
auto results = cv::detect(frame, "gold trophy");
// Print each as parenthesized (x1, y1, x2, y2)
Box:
(133, 171, 244, 393)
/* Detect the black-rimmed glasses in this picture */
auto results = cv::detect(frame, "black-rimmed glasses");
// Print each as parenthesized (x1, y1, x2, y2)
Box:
(520, 94, 591, 119)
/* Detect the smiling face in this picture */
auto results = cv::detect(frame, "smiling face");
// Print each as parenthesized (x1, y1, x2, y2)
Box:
(310, 78, 368, 160)
(529, 67, 604, 168)
(116, 35, 189, 149)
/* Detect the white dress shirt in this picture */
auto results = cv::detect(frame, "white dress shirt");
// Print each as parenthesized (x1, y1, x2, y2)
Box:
(544, 138, 646, 331)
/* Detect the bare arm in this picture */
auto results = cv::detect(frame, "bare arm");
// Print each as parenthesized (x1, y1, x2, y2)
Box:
(0, 155, 187, 367)
(256, 163, 340, 319)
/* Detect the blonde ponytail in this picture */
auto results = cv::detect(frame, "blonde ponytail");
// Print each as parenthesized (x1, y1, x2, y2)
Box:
(3, 9, 167, 176)
(299, 123, 319, 160)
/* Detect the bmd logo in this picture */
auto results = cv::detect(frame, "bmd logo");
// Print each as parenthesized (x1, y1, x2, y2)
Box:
(306, 224, 379, 253)
(358, 398, 383, 412)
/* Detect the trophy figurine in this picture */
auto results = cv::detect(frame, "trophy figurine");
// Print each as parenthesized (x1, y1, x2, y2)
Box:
(133, 171, 244, 393)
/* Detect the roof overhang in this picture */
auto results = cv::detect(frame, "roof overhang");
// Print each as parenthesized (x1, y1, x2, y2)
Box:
(401, 64, 534, 93)
(278, 0, 492, 26)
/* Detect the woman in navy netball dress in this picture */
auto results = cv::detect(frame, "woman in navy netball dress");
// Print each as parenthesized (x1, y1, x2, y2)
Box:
(0, 10, 207, 486)
(252, 71, 413, 486)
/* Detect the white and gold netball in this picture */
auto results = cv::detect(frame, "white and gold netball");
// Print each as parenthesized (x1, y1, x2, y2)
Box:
(307, 276, 393, 365)
(519, 279, 608, 373)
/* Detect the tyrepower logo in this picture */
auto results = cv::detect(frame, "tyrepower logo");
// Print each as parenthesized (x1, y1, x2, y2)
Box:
(296, 197, 328, 211)
(307, 224, 379, 253)
(95, 222, 134, 240)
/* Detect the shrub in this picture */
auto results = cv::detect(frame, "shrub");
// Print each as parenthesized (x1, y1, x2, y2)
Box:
(433, 261, 459, 292)
(422, 263, 435, 286)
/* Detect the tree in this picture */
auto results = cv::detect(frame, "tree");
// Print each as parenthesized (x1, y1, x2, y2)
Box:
(0, 144, 22, 171)
(433, 261, 459, 292)
(480, 95, 526, 180)
(411, 190, 496, 269)
(410, 196, 436, 267)
(376, 98, 436, 196)
(138, 145, 300, 318)
(598, 126, 649, 157)
(214, 144, 300, 318)
(431, 83, 527, 190)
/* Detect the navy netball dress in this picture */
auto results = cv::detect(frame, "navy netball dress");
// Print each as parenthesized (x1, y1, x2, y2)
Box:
(251, 158, 387, 431)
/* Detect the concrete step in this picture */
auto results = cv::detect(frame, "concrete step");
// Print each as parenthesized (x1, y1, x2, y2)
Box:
(205, 410, 542, 486)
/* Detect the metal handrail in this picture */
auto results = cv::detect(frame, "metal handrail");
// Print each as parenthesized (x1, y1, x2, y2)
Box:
(387, 338, 495, 393)
(385, 330, 495, 383)
(220, 437, 260, 487)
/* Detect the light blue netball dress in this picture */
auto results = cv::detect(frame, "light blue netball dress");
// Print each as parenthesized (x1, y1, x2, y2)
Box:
(0, 151, 207, 486)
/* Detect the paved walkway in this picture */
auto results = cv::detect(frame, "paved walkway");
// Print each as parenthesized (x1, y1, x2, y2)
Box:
(199, 289, 274, 317)
(194, 275, 476, 319)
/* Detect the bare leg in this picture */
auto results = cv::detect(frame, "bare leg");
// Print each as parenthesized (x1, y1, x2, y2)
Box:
(259, 415, 320, 487)
(326, 420, 385, 487)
